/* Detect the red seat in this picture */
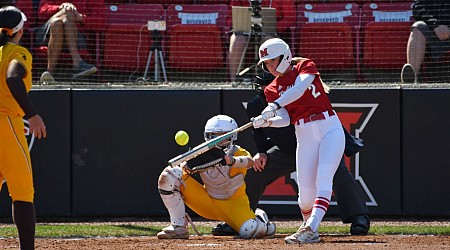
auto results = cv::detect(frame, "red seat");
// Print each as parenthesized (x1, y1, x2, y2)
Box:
(102, 4, 165, 72)
(196, 0, 231, 4)
(165, 4, 230, 72)
(134, 0, 195, 8)
(295, 3, 360, 70)
(14, 0, 35, 29)
(14, 0, 36, 49)
(360, 2, 414, 69)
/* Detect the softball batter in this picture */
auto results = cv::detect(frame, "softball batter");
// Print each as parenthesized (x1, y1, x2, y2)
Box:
(0, 6, 46, 250)
(253, 38, 345, 244)
(157, 115, 275, 240)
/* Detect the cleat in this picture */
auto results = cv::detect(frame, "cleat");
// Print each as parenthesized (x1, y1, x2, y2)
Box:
(211, 222, 236, 236)
(285, 226, 320, 244)
(157, 225, 189, 239)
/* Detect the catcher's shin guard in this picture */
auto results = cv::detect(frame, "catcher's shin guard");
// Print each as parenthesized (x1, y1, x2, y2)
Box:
(158, 166, 186, 226)
(239, 209, 276, 239)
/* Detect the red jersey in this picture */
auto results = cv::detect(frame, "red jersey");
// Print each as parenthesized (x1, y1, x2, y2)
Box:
(264, 58, 333, 125)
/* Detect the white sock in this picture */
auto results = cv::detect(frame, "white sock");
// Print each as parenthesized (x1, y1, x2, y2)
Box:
(307, 190, 332, 232)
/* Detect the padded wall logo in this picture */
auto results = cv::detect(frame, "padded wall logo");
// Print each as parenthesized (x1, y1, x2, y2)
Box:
(23, 119, 35, 152)
(257, 103, 379, 207)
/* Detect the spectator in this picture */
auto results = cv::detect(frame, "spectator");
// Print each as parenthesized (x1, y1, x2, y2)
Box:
(0, 6, 47, 249)
(401, 0, 450, 83)
(37, 0, 106, 83)
(212, 72, 370, 237)
(228, 0, 296, 82)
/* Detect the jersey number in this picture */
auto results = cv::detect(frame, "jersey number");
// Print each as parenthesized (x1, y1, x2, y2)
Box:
(308, 84, 321, 98)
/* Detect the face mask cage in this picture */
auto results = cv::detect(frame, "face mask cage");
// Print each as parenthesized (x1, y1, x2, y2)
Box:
(204, 132, 233, 149)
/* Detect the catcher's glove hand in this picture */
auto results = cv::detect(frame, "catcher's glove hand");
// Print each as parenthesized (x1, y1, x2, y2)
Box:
(184, 147, 226, 175)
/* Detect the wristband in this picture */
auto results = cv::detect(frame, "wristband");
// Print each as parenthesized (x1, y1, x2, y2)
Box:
(227, 157, 236, 166)
(273, 101, 282, 110)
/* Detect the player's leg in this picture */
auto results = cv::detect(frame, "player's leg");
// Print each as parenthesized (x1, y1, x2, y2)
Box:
(157, 166, 189, 239)
(1, 116, 36, 249)
(12, 201, 36, 250)
(285, 123, 320, 244)
(308, 118, 345, 233)
(333, 157, 370, 235)
(212, 148, 294, 236)
(215, 196, 276, 239)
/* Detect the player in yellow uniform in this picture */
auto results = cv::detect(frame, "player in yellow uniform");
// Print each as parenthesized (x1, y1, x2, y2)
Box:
(157, 115, 276, 239)
(0, 6, 46, 250)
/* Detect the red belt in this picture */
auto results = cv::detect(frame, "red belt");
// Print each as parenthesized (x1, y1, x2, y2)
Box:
(296, 110, 335, 125)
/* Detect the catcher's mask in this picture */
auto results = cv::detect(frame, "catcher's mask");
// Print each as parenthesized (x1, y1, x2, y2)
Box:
(257, 38, 292, 74)
(204, 114, 238, 150)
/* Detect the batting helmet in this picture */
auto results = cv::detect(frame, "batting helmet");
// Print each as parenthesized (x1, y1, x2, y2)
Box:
(257, 38, 292, 74)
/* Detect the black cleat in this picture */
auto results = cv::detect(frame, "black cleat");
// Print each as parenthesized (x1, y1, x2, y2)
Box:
(350, 214, 370, 235)
(211, 222, 237, 236)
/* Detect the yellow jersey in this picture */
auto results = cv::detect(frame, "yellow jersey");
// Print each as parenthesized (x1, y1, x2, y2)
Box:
(0, 42, 33, 117)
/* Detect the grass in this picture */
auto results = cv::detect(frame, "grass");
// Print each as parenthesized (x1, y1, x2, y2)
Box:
(0, 224, 449, 238)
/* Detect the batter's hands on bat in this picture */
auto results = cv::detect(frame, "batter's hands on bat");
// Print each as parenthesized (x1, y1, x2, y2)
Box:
(252, 153, 268, 172)
(28, 114, 46, 139)
(261, 102, 280, 120)
(252, 115, 270, 129)
(434, 25, 450, 40)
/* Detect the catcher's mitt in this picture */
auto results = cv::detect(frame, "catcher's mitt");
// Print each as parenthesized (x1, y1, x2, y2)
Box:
(185, 147, 226, 175)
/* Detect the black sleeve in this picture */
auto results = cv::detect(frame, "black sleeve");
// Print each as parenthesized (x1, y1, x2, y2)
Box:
(246, 94, 274, 154)
(6, 62, 37, 119)
(413, 0, 442, 29)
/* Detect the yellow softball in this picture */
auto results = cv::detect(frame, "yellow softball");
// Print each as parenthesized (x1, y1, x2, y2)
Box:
(175, 130, 189, 146)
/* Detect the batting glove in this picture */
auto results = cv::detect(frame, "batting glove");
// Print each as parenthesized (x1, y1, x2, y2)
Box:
(261, 102, 280, 120)
(252, 115, 270, 129)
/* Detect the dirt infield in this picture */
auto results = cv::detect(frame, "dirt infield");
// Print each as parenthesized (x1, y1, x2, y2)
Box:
(2, 234, 449, 250)
(1, 220, 449, 249)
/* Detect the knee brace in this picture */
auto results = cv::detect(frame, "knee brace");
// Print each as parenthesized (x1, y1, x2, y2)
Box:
(239, 209, 276, 239)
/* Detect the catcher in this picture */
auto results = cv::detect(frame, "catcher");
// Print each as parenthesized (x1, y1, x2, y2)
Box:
(157, 114, 276, 239)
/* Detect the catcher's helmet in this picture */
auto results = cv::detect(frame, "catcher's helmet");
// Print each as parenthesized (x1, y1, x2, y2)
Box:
(257, 38, 292, 74)
(204, 115, 238, 149)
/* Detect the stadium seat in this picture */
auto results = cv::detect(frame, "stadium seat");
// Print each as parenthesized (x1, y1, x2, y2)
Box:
(196, 0, 231, 4)
(14, 0, 35, 29)
(295, 3, 360, 71)
(360, 2, 414, 69)
(102, 4, 165, 72)
(104, 0, 132, 4)
(134, 0, 195, 8)
(14, 0, 36, 48)
(165, 4, 230, 72)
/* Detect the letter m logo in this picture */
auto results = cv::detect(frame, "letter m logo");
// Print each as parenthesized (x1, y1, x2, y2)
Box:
(259, 48, 269, 58)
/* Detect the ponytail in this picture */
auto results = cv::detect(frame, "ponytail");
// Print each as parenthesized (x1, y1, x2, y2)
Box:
(0, 30, 7, 46)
